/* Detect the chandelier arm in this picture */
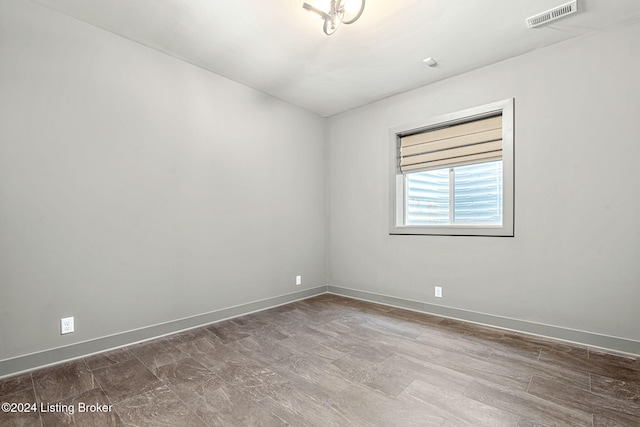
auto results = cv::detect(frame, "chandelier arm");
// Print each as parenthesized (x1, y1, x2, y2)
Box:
(340, 0, 365, 25)
(302, 3, 331, 21)
(323, 17, 341, 35)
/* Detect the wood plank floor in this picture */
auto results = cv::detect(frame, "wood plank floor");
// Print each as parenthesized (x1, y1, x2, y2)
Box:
(1, 294, 639, 426)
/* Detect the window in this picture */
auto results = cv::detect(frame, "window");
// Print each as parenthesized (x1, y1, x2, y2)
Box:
(389, 99, 514, 236)
(406, 161, 503, 225)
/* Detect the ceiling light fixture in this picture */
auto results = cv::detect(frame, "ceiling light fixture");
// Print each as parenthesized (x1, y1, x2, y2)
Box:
(302, 0, 365, 35)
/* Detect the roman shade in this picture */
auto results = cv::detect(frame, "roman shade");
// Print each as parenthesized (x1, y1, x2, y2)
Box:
(400, 115, 503, 174)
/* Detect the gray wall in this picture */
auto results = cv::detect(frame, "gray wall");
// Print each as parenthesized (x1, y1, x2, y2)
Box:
(327, 22, 640, 342)
(0, 0, 326, 361)
(2, 0, 639, 367)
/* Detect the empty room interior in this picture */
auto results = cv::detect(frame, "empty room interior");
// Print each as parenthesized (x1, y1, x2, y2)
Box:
(1, 0, 640, 425)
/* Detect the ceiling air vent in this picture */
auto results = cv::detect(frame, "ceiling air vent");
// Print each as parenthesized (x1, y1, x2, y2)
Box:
(526, 0, 578, 28)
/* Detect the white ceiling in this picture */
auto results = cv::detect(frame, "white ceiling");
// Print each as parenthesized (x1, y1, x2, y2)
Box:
(33, 0, 640, 116)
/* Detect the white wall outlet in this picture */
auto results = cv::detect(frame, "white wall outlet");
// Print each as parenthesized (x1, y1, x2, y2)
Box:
(61, 317, 74, 334)
(296, 275, 302, 285)
(435, 286, 443, 298)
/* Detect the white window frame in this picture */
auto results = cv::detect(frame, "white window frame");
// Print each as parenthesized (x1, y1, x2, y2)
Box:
(389, 99, 514, 236)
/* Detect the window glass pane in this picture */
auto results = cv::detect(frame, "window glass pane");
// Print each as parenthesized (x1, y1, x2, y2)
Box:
(453, 161, 502, 223)
(406, 168, 449, 225)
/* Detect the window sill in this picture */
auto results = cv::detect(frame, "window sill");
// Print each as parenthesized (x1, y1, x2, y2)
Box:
(389, 224, 513, 237)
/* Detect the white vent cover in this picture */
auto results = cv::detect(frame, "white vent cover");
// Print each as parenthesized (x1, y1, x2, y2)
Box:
(526, 1, 578, 28)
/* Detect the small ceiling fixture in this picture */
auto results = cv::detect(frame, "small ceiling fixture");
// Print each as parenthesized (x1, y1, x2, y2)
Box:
(302, 0, 365, 35)
(423, 57, 438, 68)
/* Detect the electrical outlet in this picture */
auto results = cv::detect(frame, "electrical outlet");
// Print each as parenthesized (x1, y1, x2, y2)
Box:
(61, 317, 74, 334)
(296, 275, 302, 286)
(435, 286, 442, 298)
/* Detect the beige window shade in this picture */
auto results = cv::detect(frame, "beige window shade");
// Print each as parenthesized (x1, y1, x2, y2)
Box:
(400, 115, 502, 173)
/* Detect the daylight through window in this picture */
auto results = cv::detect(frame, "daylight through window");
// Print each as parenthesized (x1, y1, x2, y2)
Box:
(389, 99, 514, 236)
